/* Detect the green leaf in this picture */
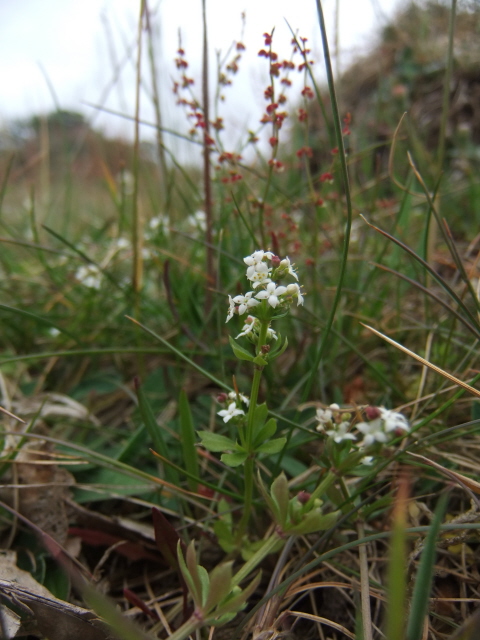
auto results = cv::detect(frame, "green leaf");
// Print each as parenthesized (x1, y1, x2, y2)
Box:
(252, 403, 268, 429)
(179, 389, 199, 491)
(253, 418, 277, 447)
(253, 354, 268, 366)
(221, 452, 248, 467)
(269, 336, 289, 360)
(255, 437, 286, 455)
(198, 565, 210, 608)
(270, 473, 290, 527)
(257, 471, 279, 521)
(287, 509, 340, 535)
(213, 572, 262, 618)
(406, 492, 449, 640)
(229, 336, 255, 361)
(177, 541, 201, 606)
(198, 431, 237, 452)
(204, 562, 234, 613)
(135, 378, 178, 485)
(213, 520, 236, 553)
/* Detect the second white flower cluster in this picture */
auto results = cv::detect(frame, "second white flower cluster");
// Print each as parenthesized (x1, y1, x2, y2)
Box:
(316, 404, 410, 463)
(227, 250, 304, 323)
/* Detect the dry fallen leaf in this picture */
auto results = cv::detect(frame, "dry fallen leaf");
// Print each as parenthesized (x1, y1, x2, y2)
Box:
(0, 551, 112, 640)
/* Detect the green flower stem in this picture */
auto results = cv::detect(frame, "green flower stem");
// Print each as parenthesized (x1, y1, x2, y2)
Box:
(236, 319, 270, 542)
(306, 469, 336, 509)
(232, 531, 284, 587)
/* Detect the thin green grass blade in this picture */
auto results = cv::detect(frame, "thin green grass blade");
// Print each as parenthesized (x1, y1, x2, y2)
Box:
(42, 224, 123, 291)
(134, 377, 179, 486)
(0, 154, 14, 215)
(150, 449, 239, 500)
(0, 303, 82, 345)
(126, 315, 230, 391)
(302, 0, 353, 401)
(0, 348, 207, 366)
(362, 217, 480, 331)
(406, 491, 449, 640)
(371, 263, 480, 342)
(178, 389, 199, 492)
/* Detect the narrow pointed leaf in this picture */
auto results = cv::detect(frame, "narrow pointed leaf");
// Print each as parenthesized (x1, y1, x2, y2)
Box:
(221, 452, 248, 467)
(255, 437, 286, 455)
(229, 336, 255, 361)
(177, 541, 200, 606)
(270, 473, 290, 527)
(213, 572, 262, 617)
(198, 431, 237, 452)
(204, 562, 234, 613)
(253, 418, 277, 447)
(406, 492, 449, 640)
(134, 378, 178, 484)
(179, 389, 199, 491)
(287, 509, 339, 535)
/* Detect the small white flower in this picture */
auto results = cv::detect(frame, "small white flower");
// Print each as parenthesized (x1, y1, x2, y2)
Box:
(356, 419, 388, 446)
(114, 237, 130, 250)
(232, 291, 259, 316)
(316, 407, 334, 426)
(149, 214, 170, 235)
(267, 327, 278, 341)
(279, 257, 298, 281)
(246, 262, 271, 287)
(360, 455, 374, 466)
(236, 316, 256, 338)
(118, 169, 134, 195)
(218, 402, 245, 423)
(326, 421, 356, 444)
(75, 265, 102, 290)
(228, 391, 249, 406)
(187, 210, 206, 231)
(379, 408, 410, 433)
(255, 282, 287, 308)
(226, 295, 236, 323)
(286, 283, 304, 306)
(48, 327, 60, 338)
(244, 250, 273, 267)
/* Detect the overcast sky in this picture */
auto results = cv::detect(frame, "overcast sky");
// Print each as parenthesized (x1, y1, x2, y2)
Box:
(0, 0, 402, 148)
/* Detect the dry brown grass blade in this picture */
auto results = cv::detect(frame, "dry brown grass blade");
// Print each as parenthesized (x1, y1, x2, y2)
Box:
(0, 405, 25, 423)
(287, 610, 356, 639)
(388, 111, 413, 192)
(406, 451, 480, 504)
(360, 323, 480, 399)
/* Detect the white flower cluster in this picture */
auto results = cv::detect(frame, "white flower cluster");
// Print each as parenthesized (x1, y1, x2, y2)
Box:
(148, 214, 170, 237)
(75, 264, 103, 290)
(316, 404, 410, 463)
(217, 391, 250, 423)
(226, 250, 304, 323)
(237, 316, 278, 341)
(356, 408, 409, 446)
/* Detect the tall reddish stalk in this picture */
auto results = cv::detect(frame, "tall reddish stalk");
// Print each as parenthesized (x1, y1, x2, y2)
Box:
(202, 0, 214, 308)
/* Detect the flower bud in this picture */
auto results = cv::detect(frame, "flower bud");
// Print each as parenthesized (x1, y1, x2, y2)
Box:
(364, 405, 381, 420)
(217, 393, 228, 403)
(297, 490, 311, 505)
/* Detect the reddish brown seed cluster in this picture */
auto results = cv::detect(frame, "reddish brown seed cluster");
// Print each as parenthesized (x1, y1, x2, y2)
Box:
(171, 23, 355, 258)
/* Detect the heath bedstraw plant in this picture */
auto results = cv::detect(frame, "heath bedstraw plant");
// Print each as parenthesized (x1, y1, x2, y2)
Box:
(312, 403, 411, 485)
(198, 249, 304, 542)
